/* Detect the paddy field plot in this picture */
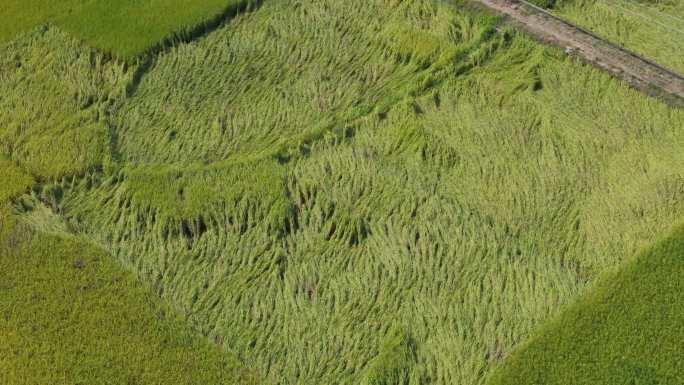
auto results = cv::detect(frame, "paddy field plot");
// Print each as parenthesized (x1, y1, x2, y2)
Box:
(1, 0, 683, 384)
(487, 222, 684, 385)
(554, 0, 684, 73)
(0, 0, 253, 59)
(0, 162, 256, 385)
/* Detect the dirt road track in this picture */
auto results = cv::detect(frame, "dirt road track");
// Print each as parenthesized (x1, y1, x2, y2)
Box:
(474, 0, 684, 107)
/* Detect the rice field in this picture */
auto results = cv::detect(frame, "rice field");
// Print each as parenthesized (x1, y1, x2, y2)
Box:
(554, 0, 684, 73)
(1, 0, 683, 384)
(0, 0, 84, 43)
(0, 217, 259, 385)
(0, 159, 256, 385)
(0, 0, 253, 59)
(487, 222, 684, 384)
(0, 27, 131, 180)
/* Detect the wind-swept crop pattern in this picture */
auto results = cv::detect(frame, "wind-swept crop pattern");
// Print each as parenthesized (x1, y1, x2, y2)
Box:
(1, 0, 684, 384)
(0, 27, 129, 180)
(0, 209, 258, 385)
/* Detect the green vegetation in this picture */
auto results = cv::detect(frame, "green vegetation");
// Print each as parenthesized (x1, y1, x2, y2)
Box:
(0, 132, 256, 385)
(554, 0, 684, 73)
(0, 32, 255, 384)
(0, 27, 129, 180)
(527, 0, 559, 9)
(0, 0, 84, 43)
(59, 0, 254, 59)
(0, 0, 253, 59)
(2, 0, 684, 383)
(362, 327, 417, 385)
(486, 223, 684, 385)
(0, 158, 33, 203)
(0, 213, 257, 385)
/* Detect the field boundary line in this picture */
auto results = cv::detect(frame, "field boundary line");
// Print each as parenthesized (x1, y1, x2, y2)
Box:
(521, 0, 684, 77)
(471, 0, 684, 107)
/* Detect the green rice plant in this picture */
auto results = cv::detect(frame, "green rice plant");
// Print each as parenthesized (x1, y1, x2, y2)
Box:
(554, 0, 684, 73)
(0, 0, 84, 43)
(0, 214, 259, 385)
(380, 21, 445, 65)
(361, 326, 417, 385)
(59, 0, 257, 60)
(486, 222, 684, 385)
(0, 157, 33, 203)
(111, 0, 500, 167)
(2, 0, 684, 384)
(0, 0, 256, 60)
(0, 27, 130, 181)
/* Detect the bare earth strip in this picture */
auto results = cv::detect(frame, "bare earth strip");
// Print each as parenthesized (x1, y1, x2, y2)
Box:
(474, 0, 684, 106)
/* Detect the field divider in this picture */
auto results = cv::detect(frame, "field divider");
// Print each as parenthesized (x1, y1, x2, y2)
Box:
(522, 0, 684, 80)
(470, 0, 684, 107)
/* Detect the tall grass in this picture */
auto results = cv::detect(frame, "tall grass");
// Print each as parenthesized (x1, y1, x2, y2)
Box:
(2, 0, 684, 384)
(554, 0, 684, 73)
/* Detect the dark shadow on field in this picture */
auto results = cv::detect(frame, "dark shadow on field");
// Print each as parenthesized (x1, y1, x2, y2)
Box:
(126, 0, 263, 97)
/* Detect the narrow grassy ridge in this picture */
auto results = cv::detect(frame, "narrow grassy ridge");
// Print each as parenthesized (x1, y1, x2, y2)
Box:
(487, 223, 684, 385)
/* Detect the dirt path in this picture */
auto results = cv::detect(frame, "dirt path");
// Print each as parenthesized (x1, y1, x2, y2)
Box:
(475, 0, 684, 106)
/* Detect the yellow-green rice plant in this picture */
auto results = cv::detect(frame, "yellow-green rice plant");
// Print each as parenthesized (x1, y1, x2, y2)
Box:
(3, 0, 684, 384)
(0, 27, 130, 180)
(554, 0, 684, 73)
